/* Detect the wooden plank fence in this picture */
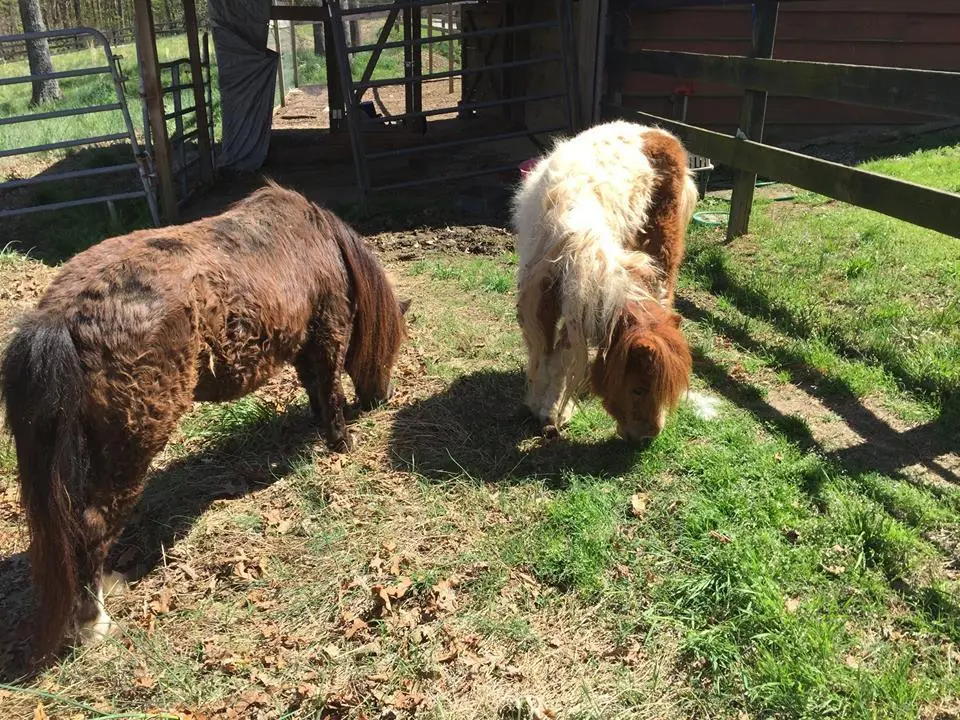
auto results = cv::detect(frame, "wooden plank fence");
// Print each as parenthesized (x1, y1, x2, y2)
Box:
(604, 0, 960, 240)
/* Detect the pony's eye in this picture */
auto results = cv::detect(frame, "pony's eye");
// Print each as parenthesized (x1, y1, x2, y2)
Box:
(632, 387, 646, 396)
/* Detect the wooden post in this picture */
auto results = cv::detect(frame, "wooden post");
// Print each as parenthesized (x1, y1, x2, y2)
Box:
(133, 0, 176, 222)
(427, 7, 433, 74)
(273, 20, 286, 107)
(577, 0, 608, 127)
(324, 14, 344, 130)
(313, 21, 326, 56)
(726, 1, 779, 241)
(182, 0, 213, 184)
(289, 20, 299, 88)
(447, 3, 454, 93)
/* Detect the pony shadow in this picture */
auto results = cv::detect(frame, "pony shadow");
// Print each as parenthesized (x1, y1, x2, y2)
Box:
(388, 369, 641, 486)
(0, 402, 322, 683)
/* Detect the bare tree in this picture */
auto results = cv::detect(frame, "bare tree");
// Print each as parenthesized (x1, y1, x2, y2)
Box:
(18, 0, 63, 105)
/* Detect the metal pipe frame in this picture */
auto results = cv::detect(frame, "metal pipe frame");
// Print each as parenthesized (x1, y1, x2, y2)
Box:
(0, 191, 148, 219)
(362, 90, 565, 124)
(0, 65, 111, 86)
(0, 132, 129, 158)
(339, 0, 476, 17)
(0, 102, 123, 126)
(355, 54, 562, 90)
(366, 125, 567, 160)
(0, 163, 139, 191)
(0, 26, 159, 224)
(347, 19, 557, 55)
(371, 161, 521, 192)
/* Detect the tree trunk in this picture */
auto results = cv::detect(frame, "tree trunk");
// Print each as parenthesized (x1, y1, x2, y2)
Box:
(17, 0, 63, 106)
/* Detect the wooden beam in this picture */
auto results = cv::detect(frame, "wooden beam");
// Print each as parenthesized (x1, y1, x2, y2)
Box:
(622, 50, 960, 120)
(182, 0, 213, 185)
(577, 0, 602, 126)
(270, 5, 329, 22)
(133, 0, 176, 222)
(626, 0, 812, 8)
(727, 1, 778, 240)
(606, 105, 960, 239)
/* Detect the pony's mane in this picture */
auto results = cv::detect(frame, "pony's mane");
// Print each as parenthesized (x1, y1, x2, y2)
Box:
(312, 206, 405, 394)
(601, 300, 691, 409)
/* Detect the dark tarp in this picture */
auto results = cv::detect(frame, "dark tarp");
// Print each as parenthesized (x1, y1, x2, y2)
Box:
(208, 0, 276, 171)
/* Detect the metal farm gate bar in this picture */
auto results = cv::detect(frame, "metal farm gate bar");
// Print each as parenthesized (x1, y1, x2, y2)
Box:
(320, 0, 580, 194)
(0, 27, 159, 224)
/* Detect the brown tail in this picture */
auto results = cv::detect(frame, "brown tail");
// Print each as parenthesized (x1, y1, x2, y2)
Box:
(324, 209, 406, 408)
(1, 316, 88, 658)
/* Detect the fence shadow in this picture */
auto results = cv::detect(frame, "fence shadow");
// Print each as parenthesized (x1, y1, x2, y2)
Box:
(0, 143, 154, 265)
(677, 295, 958, 488)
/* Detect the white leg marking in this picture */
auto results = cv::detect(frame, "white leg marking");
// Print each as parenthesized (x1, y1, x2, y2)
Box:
(78, 584, 115, 645)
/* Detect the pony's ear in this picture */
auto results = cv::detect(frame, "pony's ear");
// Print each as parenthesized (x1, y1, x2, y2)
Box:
(668, 313, 682, 328)
(399, 298, 412, 316)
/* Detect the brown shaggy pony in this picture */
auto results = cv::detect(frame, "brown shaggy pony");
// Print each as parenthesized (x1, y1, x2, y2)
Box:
(513, 121, 696, 440)
(1, 182, 409, 659)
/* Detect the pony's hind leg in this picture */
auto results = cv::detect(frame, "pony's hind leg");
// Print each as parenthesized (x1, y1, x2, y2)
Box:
(74, 444, 163, 645)
(296, 335, 351, 452)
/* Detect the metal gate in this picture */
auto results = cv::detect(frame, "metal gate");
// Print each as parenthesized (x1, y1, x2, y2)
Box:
(325, 0, 579, 194)
(0, 27, 158, 224)
(139, 33, 216, 207)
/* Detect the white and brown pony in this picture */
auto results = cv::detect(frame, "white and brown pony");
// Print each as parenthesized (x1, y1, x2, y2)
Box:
(512, 121, 698, 441)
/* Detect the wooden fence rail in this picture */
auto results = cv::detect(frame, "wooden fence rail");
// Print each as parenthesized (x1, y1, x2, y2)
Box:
(605, 105, 960, 239)
(621, 50, 960, 119)
(605, 0, 960, 240)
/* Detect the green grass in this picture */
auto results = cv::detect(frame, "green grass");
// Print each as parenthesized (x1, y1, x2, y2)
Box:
(1, 141, 957, 719)
(684, 143, 960, 436)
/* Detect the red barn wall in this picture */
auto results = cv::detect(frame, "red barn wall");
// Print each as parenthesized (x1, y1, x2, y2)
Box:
(617, 1, 960, 143)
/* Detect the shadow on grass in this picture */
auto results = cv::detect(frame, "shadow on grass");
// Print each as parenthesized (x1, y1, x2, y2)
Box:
(678, 299, 960, 642)
(685, 243, 960, 432)
(1, 143, 155, 265)
(0, 403, 321, 683)
(387, 369, 641, 485)
(677, 294, 958, 488)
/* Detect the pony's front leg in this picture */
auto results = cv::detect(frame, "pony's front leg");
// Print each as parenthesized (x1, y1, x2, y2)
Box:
(537, 325, 576, 429)
(517, 273, 560, 421)
(295, 337, 351, 452)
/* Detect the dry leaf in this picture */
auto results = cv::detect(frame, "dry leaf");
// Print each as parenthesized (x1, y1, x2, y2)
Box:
(431, 579, 457, 614)
(435, 644, 459, 663)
(844, 654, 860, 669)
(823, 564, 846, 576)
(149, 587, 175, 615)
(34, 702, 47, 720)
(630, 493, 648, 518)
(391, 690, 426, 711)
(785, 597, 801, 614)
(133, 666, 156, 689)
(709, 530, 731, 544)
(344, 617, 369, 639)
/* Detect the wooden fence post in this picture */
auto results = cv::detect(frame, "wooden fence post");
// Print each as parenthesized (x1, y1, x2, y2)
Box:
(183, 0, 213, 184)
(133, 0, 177, 223)
(726, 1, 779, 241)
(289, 20, 299, 88)
(273, 20, 286, 107)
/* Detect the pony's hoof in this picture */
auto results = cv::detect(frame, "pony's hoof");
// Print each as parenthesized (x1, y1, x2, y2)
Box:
(328, 430, 354, 453)
(542, 423, 560, 440)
